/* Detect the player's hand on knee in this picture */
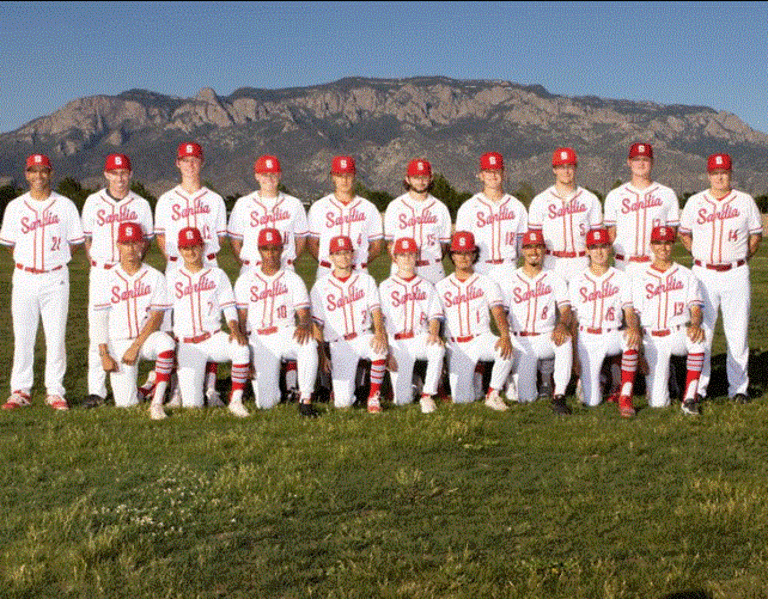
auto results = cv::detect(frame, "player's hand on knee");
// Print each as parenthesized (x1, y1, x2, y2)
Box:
(320, 350, 332, 374)
(371, 332, 388, 355)
(552, 323, 571, 346)
(495, 335, 513, 360)
(293, 323, 312, 345)
(687, 324, 705, 343)
(122, 345, 140, 366)
(229, 328, 248, 346)
(427, 332, 445, 347)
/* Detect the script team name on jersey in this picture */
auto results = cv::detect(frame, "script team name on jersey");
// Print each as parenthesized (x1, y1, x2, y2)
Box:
(251, 208, 291, 227)
(326, 209, 366, 227)
(645, 275, 684, 298)
(696, 205, 740, 224)
(21, 212, 59, 234)
(112, 280, 152, 303)
(579, 280, 620, 303)
(174, 275, 216, 298)
(390, 288, 428, 308)
(621, 196, 663, 214)
(475, 204, 519, 227)
(250, 280, 289, 301)
(548, 200, 587, 219)
(172, 200, 210, 220)
(442, 284, 484, 308)
(512, 280, 552, 303)
(397, 211, 438, 228)
(326, 285, 365, 311)
(96, 206, 139, 226)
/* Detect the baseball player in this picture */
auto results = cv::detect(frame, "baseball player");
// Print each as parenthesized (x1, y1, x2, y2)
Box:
(455, 151, 528, 284)
(632, 226, 707, 414)
(81, 153, 154, 408)
(169, 227, 251, 417)
(383, 159, 451, 284)
(679, 153, 762, 403)
(435, 231, 514, 409)
(379, 237, 446, 413)
(234, 228, 319, 417)
(228, 155, 309, 274)
(499, 230, 574, 414)
(307, 156, 384, 279)
(91, 222, 175, 420)
(604, 143, 680, 277)
(528, 147, 603, 282)
(310, 235, 388, 412)
(153, 142, 228, 405)
(1, 154, 84, 411)
(569, 228, 640, 417)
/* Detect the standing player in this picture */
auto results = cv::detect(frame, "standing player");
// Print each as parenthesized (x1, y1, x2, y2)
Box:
(383, 159, 451, 284)
(153, 142, 228, 405)
(500, 230, 574, 415)
(228, 155, 309, 274)
(379, 237, 446, 413)
(92, 222, 175, 420)
(307, 156, 384, 279)
(1, 154, 84, 410)
(604, 143, 680, 277)
(310, 235, 388, 412)
(234, 228, 319, 417)
(435, 231, 514, 409)
(528, 147, 603, 282)
(569, 228, 640, 417)
(632, 226, 707, 414)
(455, 151, 528, 284)
(169, 227, 251, 417)
(81, 153, 154, 408)
(679, 153, 762, 403)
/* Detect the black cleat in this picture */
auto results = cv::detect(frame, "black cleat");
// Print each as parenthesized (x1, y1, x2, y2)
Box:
(731, 393, 749, 404)
(84, 394, 105, 409)
(681, 399, 701, 415)
(552, 395, 572, 416)
(298, 402, 320, 418)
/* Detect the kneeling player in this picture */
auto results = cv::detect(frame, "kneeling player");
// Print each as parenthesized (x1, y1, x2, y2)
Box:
(234, 228, 319, 417)
(379, 237, 446, 413)
(570, 228, 640, 417)
(93, 222, 175, 420)
(170, 227, 251, 417)
(435, 231, 513, 409)
(632, 226, 706, 414)
(500, 230, 574, 415)
(310, 235, 388, 412)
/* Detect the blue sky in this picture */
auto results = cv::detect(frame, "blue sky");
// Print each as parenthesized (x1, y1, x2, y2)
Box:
(1, 1, 766, 134)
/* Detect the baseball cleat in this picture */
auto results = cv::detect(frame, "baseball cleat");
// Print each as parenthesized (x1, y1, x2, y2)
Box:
(551, 395, 572, 416)
(2, 391, 31, 410)
(618, 395, 636, 418)
(84, 394, 105, 409)
(419, 395, 437, 414)
(298, 402, 320, 418)
(504, 376, 519, 403)
(681, 399, 701, 415)
(605, 390, 620, 404)
(575, 378, 584, 403)
(228, 400, 250, 418)
(137, 383, 156, 403)
(367, 392, 382, 414)
(731, 393, 749, 404)
(166, 384, 181, 408)
(484, 388, 508, 411)
(206, 388, 225, 408)
(46, 395, 69, 411)
(149, 403, 167, 420)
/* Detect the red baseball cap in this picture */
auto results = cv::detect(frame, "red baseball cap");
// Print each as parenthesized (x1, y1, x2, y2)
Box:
(178, 227, 204, 248)
(104, 153, 132, 172)
(628, 143, 653, 160)
(329, 235, 354, 253)
(117, 222, 144, 243)
(393, 237, 419, 254)
(552, 147, 577, 167)
(451, 231, 476, 252)
(407, 159, 432, 177)
(707, 153, 732, 172)
(479, 152, 504, 171)
(258, 227, 283, 248)
(26, 154, 52, 170)
(586, 228, 611, 247)
(651, 226, 676, 243)
(177, 142, 203, 160)
(255, 155, 281, 174)
(521, 230, 545, 247)
(331, 156, 356, 175)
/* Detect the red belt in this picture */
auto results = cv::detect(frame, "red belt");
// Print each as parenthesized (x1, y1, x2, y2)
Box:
(693, 259, 746, 271)
(646, 325, 682, 337)
(182, 329, 219, 343)
(450, 335, 476, 343)
(331, 332, 359, 343)
(256, 326, 278, 335)
(243, 259, 293, 266)
(170, 253, 216, 262)
(615, 254, 651, 263)
(547, 250, 586, 258)
(513, 331, 542, 337)
(579, 326, 618, 334)
(416, 258, 440, 267)
(16, 264, 63, 274)
(484, 259, 507, 264)
(90, 260, 115, 269)
(394, 331, 415, 340)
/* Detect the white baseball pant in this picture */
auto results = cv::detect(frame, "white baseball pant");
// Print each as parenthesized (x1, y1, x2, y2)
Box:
(388, 333, 445, 405)
(511, 332, 572, 403)
(328, 333, 387, 408)
(10, 267, 69, 397)
(644, 327, 706, 407)
(447, 332, 514, 403)
(107, 331, 175, 407)
(87, 266, 111, 397)
(249, 327, 318, 409)
(576, 329, 631, 406)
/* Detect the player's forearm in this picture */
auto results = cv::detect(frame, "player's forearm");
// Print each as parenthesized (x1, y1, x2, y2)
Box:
(230, 238, 243, 262)
(428, 318, 442, 337)
(490, 305, 511, 339)
(156, 234, 169, 260)
(307, 237, 320, 261)
(368, 239, 384, 261)
(237, 309, 248, 337)
(689, 305, 703, 328)
(679, 233, 692, 253)
(295, 237, 307, 259)
(624, 307, 640, 330)
(296, 307, 312, 328)
(133, 311, 164, 348)
(312, 322, 325, 343)
(748, 234, 761, 259)
(371, 309, 386, 336)
(607, 226, 617, 244)
(84, 238, 93, 262)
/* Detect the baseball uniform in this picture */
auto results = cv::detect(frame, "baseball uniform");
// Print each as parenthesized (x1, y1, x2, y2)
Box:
(0, 183, 84, 403)
(234, 266, 318, 409)
(679, 186, 762, 398)
(435, 272, 514, 403)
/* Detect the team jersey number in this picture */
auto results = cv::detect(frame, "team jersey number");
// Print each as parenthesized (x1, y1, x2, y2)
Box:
(673, 302, 685, 317)
(277, 305, 287, 319)
(728, 230, 738, 242)
(51, 236, 61, 252)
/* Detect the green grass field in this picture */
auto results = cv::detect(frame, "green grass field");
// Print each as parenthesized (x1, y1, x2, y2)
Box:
(1, 244, 768, 598)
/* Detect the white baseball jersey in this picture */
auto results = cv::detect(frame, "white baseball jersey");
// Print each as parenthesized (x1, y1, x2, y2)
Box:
(503, 268, 570, 334)
(384, 194, 451, 263)
(310, 271, 381, 342)
(228, 191, 309, 268)
(528, 186, 602, 254)
(604, 182, 679, 260)
(81, 190, 154, 265)
(0, 192, 85, 269)
(155, 185, 227, 260)
(168, 266, 237, 339)
(435, 273, 504, 339)
(93, 264, 171, 341)
(307, 195, 384, 267)
(234, 268, 311, 332)
(679, 189, 762, 264)
(569, 267, 632, 331)
(632, 263, 702, 331)
(455, 193, 528, 264)
(379, 274, 443, 336)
